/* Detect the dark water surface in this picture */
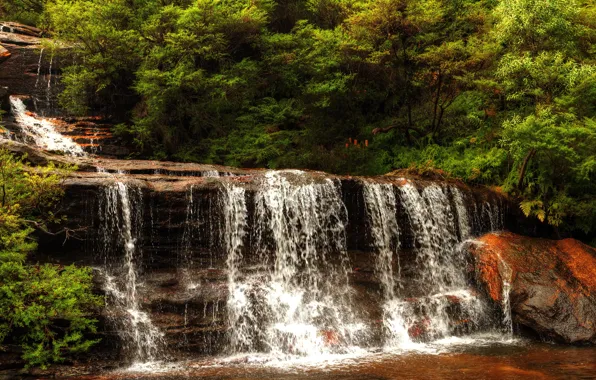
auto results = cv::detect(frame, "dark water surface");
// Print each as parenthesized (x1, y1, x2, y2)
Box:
(68, 340, 595, 380)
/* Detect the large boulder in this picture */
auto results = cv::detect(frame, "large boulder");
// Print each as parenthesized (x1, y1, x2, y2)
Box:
(470, 232, 596, 344)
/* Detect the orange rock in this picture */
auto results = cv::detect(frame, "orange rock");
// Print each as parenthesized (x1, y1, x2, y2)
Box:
(0, 44, 10, 64)
(469, 232, 596, 344)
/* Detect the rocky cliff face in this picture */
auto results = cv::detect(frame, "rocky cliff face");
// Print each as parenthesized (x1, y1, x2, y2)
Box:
(470, 232, 596, 344)
(0, 22, 60, 116)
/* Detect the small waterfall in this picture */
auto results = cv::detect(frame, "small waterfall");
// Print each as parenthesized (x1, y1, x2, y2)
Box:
(9, 96, 85, 156)
(34, 48, 44, 88)
(362, 182, 401, 298)
(362, 182, 411, 346)
(221, 183, 250, 352)
(227, 171, 363, 357)
(498, 255, 514, 335)
(45, 54, 53, 113)
(99, 181, 164, 363)
(376, 183, 487, 343)
(451, 187, 472, 241)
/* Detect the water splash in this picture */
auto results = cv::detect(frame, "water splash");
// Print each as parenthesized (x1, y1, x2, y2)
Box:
(376, 183, 488, 343)
(9, 96, 85, 156)
(99, 181, 164, 363)
(227, 171, 364, 358)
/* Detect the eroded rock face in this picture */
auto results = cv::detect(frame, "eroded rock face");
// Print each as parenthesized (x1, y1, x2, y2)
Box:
(0, 22, 60, 116)
(470, 232, 596, 344)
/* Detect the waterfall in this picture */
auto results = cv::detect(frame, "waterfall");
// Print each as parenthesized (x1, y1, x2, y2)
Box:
(34, 48, 44, 88)
(99, 181, 164, 363)
(226, 171, 363, 357)
(361, 182, 489, 344)
(498, 255, 514, 335)
(362, 182, 401, 299)
(362, 182, 412, 346)
(451, 187, 472, 241)
(9, 96, 85, 156)
(221, 183, 250, 352)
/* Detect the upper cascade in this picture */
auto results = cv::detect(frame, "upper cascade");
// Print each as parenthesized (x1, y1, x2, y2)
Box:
(6, 96, 86, 156)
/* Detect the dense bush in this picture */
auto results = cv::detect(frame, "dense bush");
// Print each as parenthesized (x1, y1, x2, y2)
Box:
(0, 149, 102, 368)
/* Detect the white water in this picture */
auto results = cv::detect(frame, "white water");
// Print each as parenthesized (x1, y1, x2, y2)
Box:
(8, 96, 85, 156)
(34, 48, 44, 88)
(362, 182, 490, 345)
(99, 181, 164, 363)
(362, 182, 412, 346)
(498, 254, 514, 335)
(226, 171, 364, 358)
(221, 183, 250, 351)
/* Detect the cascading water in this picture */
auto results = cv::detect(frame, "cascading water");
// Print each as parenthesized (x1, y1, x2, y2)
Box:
(362, 182, 412, 346)
(226, 171, 364, 358)
(498, 255, 514, 335)
(363, 181, 491, 346)
(99, 181, 164, 363)
(8, 96, 85, 156)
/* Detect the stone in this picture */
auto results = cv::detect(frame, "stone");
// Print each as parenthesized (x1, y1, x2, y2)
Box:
(470, 232, 596, 344)
(0, 30, 60, 116)
(0, 31, 42, 46)
(0, 86, 8, 113)
(0, 44, 10, 64)
(0, 21, 42, 37)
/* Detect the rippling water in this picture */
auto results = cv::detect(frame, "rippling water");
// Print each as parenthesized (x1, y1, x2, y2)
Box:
(63, 339, 595, 380)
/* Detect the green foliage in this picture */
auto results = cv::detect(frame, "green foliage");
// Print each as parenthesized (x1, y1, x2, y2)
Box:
(20, 0, 596, 242)
(0, 150, 102, 368)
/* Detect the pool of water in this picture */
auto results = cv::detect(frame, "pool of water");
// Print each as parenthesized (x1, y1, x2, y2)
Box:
(69, 337, 595, 380)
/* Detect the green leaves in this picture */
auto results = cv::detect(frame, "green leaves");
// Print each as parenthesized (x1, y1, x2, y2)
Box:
(0, 150, 100, 368)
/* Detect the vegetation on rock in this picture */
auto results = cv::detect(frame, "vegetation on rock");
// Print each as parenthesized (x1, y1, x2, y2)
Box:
(0, 149, 102, 368)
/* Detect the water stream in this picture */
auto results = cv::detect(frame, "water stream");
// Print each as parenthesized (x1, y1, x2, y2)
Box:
(7, 96, 85, 156)
(98, 181, 164, 363)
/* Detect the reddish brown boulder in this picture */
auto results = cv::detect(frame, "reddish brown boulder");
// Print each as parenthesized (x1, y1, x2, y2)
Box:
(470, 232, 596, 344)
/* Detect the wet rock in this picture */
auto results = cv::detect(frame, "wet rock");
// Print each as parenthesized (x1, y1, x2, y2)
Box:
(0, 28, 61, 115)
(0, 44, 10, 64)
(470, 232, 596, 344)
(0, 31, 42, 46)
(0, 86, 8, 113)
(0, 22, 43, 37)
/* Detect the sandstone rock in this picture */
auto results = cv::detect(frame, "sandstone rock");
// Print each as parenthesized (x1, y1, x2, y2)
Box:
(0, 22, 42, 37)
(0, 31, 42, 46)
(0, 44, 10, 64)
(470, 232, 596, 344)
(0, 30, 60, 116)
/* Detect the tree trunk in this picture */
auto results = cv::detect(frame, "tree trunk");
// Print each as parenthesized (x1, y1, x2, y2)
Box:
(517, 148, 537, 190)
